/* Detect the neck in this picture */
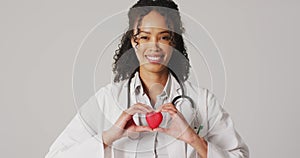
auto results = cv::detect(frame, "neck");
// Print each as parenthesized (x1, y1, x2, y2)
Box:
(139, 67, 169, 94)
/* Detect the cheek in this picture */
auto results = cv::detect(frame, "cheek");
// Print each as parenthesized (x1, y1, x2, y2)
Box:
(135, 44, 148, 55)
(165, 47, 174, 64)
(162, 45, 173, 56)
(135, 46, 144, 54)
(135, 44, 173, 58)
(134, 47, 146, 62)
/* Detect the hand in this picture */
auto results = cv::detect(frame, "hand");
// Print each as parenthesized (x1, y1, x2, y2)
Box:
(154, 103, 208, 157)
(102, 103, 153, 147)
(154, 103, 199, 145)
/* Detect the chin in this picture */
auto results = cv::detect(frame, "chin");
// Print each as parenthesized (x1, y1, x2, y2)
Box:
(141, 64, 168, 73)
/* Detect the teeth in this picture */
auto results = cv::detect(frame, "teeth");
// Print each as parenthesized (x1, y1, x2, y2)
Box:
(147, 56, 161, 61)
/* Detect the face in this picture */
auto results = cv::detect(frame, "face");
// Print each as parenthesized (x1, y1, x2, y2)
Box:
(131, 10, 173, 73)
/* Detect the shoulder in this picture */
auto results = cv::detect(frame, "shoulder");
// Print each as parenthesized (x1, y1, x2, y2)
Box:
(94, 80, 128, 97)
(183, 81, 221, 108)
(183, 80, 209, 98)
(93, 80, 129, 110)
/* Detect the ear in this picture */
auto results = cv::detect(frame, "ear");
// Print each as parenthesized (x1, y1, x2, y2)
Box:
(130, 37, 135, 48)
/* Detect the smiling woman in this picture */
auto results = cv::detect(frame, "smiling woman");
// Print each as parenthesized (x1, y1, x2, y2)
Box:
(45, 0, 249, 158)
(131, 11, 174, 93)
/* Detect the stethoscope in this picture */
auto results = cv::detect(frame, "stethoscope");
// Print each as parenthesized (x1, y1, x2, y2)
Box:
(127, 67, 195, 110)
(125, 67, 203, 142)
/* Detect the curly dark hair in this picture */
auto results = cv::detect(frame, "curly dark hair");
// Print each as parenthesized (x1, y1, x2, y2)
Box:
(112, 0, 190, 83)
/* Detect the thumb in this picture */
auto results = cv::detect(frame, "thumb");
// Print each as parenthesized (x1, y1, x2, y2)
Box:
(135, 126, 153, 132)
(153, 127, 167, 133)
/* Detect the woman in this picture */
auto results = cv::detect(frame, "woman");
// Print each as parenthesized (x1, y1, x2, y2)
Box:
(45, 0, 249, 158)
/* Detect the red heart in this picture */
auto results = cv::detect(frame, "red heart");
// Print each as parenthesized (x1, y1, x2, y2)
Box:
(146, 112, 163, 129)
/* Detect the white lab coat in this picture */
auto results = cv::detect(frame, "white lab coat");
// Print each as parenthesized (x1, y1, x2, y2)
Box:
(45, 72, 249, 158)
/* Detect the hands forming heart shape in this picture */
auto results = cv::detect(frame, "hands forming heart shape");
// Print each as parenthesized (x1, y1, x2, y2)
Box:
(146, 112, 163, 129)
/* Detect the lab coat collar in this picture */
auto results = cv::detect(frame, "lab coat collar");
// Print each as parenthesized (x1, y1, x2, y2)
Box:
(129, 71, 180, 98)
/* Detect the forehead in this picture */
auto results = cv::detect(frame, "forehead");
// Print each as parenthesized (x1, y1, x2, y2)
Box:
(134, 10, 171, 32)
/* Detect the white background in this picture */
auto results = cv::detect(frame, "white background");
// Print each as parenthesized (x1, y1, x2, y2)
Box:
(0, 0, 299, 157)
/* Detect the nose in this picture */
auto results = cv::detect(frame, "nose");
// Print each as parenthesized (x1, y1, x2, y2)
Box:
(149, 37, 160, 51)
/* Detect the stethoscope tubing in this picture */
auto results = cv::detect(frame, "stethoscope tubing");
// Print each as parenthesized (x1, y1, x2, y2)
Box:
(125, 67, 204, 140)
(127, 67, 194, 109)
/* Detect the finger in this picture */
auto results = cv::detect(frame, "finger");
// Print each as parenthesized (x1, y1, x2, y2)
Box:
(126, 108, 149, 115)
(116, 111, 132, 123)
(115, 109, 143, 128)
(153, 127, 168, 133)
(137, 103, 154, 111)
(161, 106, 177, 114)
(157, 103, 175, 112)
(126, 104, 152, 115)
(117, 104, 153, 128)
(137, 103, 154, 113)
(161, 105, 177, 111)
(129, 103, 153, 114)
(114, 112, 133, 128)
(161, 109, 181, 119)
(124, 118, 136, 129)
(135, 126, 153, 132)
(162, 109, 177, 115)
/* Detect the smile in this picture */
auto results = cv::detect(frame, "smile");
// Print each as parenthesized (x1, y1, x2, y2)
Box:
(145, 55, 164, 63)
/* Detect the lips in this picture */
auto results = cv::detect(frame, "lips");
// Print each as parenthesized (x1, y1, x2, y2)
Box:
(145, 54, 164, 63)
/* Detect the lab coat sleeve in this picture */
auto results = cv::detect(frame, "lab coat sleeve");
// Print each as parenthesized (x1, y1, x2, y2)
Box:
(44, 113, 111, 158)
(45, 91, 113, 158)
(205, 91, 249, 158)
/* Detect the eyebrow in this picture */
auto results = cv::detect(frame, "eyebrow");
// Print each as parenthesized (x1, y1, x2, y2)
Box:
(139, 30, 171, 34)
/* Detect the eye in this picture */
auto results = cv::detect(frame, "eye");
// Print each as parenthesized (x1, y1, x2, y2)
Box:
(159, 33, 171, 41)
(161, 35, 171, 40)
(140, 36, 149, 40)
